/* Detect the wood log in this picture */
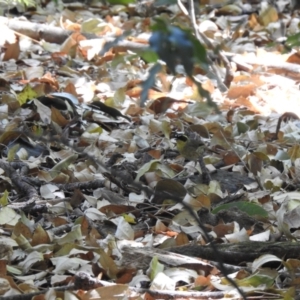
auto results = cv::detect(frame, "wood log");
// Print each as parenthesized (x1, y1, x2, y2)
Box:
(168, 241, 300, 264)
(122, 241, 300, 267)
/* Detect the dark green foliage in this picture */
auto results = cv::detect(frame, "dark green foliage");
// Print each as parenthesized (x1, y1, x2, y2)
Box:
(106, 0, 135, 4)
(212, 201, 268, 218)
(285, 32, 300, 48)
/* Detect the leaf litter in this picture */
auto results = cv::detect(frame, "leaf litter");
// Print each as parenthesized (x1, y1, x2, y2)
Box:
(0, 0, 300, 299)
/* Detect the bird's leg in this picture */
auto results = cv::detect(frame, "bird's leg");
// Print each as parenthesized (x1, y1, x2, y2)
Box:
(198, 156, 211, 185)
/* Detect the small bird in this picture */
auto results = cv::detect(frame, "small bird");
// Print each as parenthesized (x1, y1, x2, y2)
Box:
(175, 134, 205, 161)
(174, 132, 211, 184)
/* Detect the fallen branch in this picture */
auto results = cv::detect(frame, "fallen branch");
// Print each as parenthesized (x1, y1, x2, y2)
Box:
(231, 54, 300, 79)
(0, 16, 147, 52)
(168, 241, 300, 264)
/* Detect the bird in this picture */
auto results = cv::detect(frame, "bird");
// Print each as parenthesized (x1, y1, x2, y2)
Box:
(174, 132, 211, 184)
(175, 133, 205, 161)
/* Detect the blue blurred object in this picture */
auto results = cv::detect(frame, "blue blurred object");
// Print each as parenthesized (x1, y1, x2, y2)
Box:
(149, 25, 194, 75)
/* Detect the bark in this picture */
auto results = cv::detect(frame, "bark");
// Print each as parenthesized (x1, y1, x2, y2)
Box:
(120, 246, 213, 273)
(168, 241, 300, 264)
(0, 16, 72, 44)
(121, 241, 300, 272)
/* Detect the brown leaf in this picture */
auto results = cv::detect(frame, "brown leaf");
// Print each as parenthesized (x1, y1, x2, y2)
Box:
(247, 153, 263, 175)
(175, 232, 189, 246)
(31, 224, 50, 246)
(51, 106, 69, 126)
(116, 268, 137, 284)
(61, 31, 86, 55)
(227, 84, 256, 99)
(100, 204, 136, 216)
(286, 52, 300, 65)
(223, 151, 240, 165)
(212, 223, 235, 238)
(3, 39, 20, 61)
(13, 220, 32, 239)
(0, 260, 7, 276)
(70, 188, 85, 208)
(148, 97, 191, 114)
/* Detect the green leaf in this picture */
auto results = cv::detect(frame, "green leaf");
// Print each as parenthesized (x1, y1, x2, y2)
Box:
(212, 201, 268, 218)
(237, 274, 274, 289)
(18, 0, 36, 7)
(150, 18, 169, 32)
(237, 273, 274, 288)
(135, 159, 160, 181)
(49, 154, 78, 179)
(106, 0, 135, 4)
(149, 256, 164, 281)
(53, 224, 83, 245)
(237, 121, 249, 134)
(189, 35, 208, 69)
(7, 144, 20, 162)
(0, 190, 9, 206)
(286, 32, 300, 48)
(17, 85, 37, 106)
(141, 49, 159, 63)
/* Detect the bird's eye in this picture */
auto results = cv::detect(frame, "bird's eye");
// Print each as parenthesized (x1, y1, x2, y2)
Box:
(177, 135, 188, 142)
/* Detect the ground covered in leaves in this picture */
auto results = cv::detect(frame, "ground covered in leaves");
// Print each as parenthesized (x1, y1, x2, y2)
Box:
(1, 0, 300, 299)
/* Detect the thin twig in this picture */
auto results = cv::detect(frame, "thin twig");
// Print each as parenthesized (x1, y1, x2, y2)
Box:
(185, 0, 232, 91)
